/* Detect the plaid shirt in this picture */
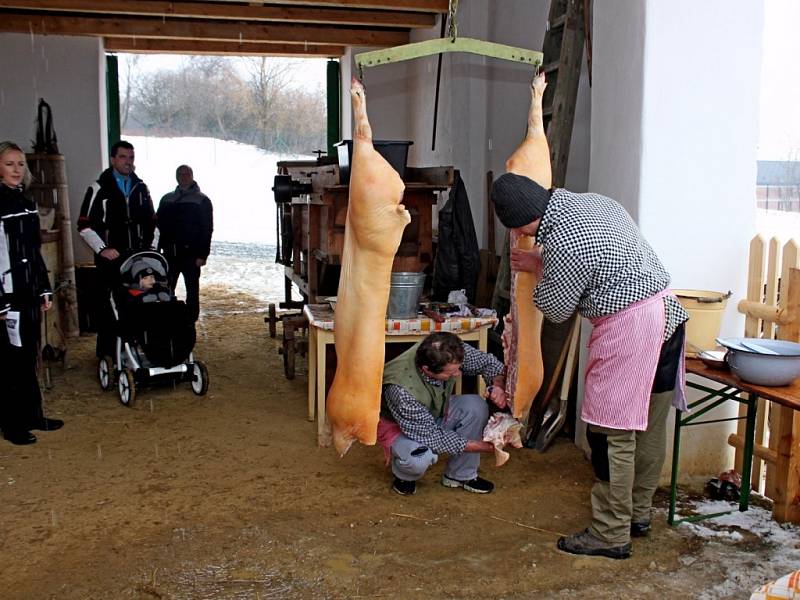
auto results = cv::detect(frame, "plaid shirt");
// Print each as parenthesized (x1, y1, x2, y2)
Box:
(535, 189, 688, 339)
(382, 342, 504, 454)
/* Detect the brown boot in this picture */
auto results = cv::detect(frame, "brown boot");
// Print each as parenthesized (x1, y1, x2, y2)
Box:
(557, 529, 631, 559)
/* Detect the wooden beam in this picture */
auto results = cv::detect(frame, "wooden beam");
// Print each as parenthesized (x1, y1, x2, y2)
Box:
(736, 299, 793, 326)
(0, 0, 435, 29)
(0, 12, 409, 46)
(201, 0, 449, 13)
(104, 37, 345, 57)
(727, 433, 778, 465)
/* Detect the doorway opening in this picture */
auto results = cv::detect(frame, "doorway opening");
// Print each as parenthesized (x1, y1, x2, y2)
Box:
(117, 53, 330, 311)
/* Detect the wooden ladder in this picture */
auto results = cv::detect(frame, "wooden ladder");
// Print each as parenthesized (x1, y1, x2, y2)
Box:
(485, 0, 590, 448)
(541, 0, 589, 186)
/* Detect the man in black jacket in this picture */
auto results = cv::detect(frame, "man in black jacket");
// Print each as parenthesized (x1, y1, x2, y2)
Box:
(156, 165, 213, 322)
(78, 140, 155, 357)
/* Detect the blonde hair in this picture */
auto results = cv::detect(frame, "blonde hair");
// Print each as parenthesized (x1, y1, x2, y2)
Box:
(0, 141, 32, 188)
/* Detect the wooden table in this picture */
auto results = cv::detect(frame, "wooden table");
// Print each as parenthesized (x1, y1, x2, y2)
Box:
(668, 358, 800, 525)
(303, 304, 497, 445)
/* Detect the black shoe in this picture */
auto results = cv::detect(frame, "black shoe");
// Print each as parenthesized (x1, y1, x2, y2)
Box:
(557, 529, 631, 560)
(4, 430, 37, 445)
(392, 477, 416, 496)
(630, 521, 651, 537)
(441, 474, 494, 494)
(30, 418, 64, 432)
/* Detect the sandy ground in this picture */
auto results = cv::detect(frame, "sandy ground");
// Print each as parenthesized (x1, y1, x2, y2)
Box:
(0, 287, 789, 599)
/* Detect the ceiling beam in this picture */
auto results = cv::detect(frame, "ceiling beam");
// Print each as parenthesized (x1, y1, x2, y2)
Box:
(0, 12, 409, 46)
(104, 37, 345, 57)
(0, 0, 436, 29)
(190, 0, 449, 13)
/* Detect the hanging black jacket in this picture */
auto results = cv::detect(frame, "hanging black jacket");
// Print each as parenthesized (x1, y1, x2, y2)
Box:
(432, 170, 481, 303)
(0, 184, 52, 314)
(78, 168, 155, 259)
(156, 181, 214, 260)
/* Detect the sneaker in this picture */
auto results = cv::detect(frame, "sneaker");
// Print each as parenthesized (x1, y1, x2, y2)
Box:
(392, 477, 416, 496)
(557, 529, 631, 560)
(630, 521, 651, 537)
(30, 418, 64, 432)
(441, 474, 494, 494)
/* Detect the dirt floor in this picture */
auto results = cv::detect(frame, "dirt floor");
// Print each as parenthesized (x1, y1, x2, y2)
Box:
(0, 287, 792, 599)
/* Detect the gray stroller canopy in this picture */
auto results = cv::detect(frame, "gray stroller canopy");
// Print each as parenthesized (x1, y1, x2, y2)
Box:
(119, 251, 169, 286)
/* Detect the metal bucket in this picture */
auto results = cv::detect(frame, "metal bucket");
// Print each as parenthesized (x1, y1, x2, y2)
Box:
(387, 272, 425, 319)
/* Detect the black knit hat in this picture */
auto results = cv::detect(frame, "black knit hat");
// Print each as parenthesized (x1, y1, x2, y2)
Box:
(491, 173, 551, 228)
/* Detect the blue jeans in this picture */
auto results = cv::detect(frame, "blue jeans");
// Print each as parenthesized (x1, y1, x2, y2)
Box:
(390, 394, 488, 482)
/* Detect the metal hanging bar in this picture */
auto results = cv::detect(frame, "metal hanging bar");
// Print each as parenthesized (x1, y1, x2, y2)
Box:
(355, 38, 542, 71)
(356, 0, 541, 74)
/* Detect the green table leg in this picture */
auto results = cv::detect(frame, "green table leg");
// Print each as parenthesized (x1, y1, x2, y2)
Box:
(668, 407, 683, 525)
(738, 393, 758, 512)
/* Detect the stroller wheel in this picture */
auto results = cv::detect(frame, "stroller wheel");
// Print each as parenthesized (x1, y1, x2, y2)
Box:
(98, 356, 115, 391)
(118, 368, 137, 407)
(190, 360, 210, 396)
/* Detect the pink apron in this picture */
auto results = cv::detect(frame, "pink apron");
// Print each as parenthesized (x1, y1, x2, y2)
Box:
(583, 290, 685, 431)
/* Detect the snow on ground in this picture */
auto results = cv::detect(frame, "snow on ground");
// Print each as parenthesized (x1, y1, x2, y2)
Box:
(129, 135, 312, 245)
(666, 497, 800, 599)
(127, 136, 311, 305)
(201, 241, 303, 311)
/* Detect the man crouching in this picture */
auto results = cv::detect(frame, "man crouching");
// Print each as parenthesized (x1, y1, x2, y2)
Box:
(378, 331, 509, 496)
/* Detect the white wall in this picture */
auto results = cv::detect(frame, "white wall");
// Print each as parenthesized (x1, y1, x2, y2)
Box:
(0, 33, 107, 264)
(588, 0, 765, 481)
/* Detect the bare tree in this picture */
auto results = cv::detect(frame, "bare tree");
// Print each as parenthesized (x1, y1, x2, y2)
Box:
(119, 54, 140, 130)
(124, 55, 326, 153)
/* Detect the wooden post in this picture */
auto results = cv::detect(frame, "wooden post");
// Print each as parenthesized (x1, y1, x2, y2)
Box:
(773, 267, 800, 522)
(773, 406, 800, 522)
(771, 253, 800, 500)
(736, 235, 765, 476)
(26, 153, 80, 339)
(765, 237, 781, 339)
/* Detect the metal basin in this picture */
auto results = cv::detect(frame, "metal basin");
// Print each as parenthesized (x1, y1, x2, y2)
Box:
(718, 338, 800, 386)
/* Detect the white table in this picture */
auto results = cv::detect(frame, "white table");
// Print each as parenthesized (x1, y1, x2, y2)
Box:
(303, 303, 497, 445)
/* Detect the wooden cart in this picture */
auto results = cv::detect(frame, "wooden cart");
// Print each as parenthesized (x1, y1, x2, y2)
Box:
(267, 160, 452, 378)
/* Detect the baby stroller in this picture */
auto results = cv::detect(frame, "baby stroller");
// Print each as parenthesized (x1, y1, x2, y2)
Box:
(97, 251, 210, 406)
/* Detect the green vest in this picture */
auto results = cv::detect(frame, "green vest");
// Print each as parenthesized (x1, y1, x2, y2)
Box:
(381, 342, 457, 419)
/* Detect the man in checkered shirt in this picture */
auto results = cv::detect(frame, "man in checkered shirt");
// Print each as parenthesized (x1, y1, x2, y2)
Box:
(379, 332, 509, 496)
(491, 173, 688, 560)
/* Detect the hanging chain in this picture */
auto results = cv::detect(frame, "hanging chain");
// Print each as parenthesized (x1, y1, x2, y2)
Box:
(447, 0, 459, 42)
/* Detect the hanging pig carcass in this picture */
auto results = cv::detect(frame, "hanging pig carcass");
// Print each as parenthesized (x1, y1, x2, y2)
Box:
(326, 79, 411, 455)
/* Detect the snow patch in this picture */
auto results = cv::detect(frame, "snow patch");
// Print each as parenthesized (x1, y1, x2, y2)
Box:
(669, 498, 800, 599)
(128, 135, 315, 245)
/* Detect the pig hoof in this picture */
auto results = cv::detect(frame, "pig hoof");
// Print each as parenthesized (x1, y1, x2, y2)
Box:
(531, 72, 547, 97)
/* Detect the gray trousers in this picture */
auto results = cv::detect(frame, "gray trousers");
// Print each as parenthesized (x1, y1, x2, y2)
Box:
(586, 391, 673, 544)
(390, 394, 488, 483)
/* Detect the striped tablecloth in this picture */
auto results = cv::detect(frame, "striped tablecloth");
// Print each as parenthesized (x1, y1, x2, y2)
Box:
(303, 304, 497, 334)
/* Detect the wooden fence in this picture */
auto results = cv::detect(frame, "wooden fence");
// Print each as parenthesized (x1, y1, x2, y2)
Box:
(731, 235, 800, 522)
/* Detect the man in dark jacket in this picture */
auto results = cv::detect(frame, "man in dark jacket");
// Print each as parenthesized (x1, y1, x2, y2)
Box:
(156, 165, 213, 322)
(78, 140, 155, 357)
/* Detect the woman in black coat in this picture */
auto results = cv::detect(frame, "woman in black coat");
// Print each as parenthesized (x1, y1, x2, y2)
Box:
(0, 141, 63, 445)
